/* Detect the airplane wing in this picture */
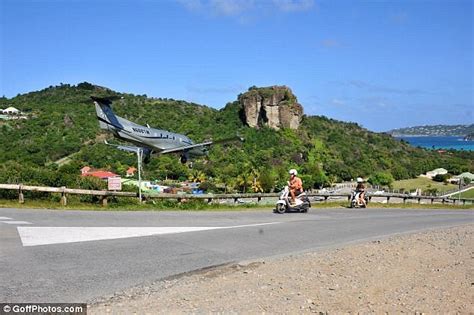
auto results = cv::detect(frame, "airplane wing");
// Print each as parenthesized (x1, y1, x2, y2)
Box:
(104, 140, 144, 153)
(159, 135, 244, 155)
(159, 141, 214, 154)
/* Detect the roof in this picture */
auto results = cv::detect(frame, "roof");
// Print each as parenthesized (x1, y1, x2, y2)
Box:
(83, 171, 118, 179)
(455, 172, 474, 180)
(427, 168, 448, 175)
(3, 106, 19, 112)
(126, 167, 137, 173)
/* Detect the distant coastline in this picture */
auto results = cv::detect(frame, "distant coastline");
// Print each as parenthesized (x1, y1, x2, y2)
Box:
(391, 134, 465, 137)
(388, 124, 474, 138)
(395, 135, 474, 151)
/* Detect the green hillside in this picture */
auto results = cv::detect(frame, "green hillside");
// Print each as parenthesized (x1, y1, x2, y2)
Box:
(0, 82, 473, 193)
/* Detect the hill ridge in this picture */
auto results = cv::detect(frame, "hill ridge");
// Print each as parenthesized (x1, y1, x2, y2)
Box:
(0, 82, 472, 192)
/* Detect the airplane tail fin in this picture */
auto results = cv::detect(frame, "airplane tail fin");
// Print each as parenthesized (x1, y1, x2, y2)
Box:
(91, 96, 120, 130)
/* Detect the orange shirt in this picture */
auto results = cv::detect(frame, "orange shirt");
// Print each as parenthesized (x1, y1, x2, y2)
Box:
(290, 177, 303, 191)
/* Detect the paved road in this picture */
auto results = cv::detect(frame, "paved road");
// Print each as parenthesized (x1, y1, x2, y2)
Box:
(0, 207, 472, 303)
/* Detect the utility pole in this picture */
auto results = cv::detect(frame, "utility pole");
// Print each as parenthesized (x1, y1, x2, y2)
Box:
(458, 177, 463, 204)
(137, 148, 142, 203)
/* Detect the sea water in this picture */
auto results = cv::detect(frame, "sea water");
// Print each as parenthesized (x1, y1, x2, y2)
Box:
(395, 136, 474, 151)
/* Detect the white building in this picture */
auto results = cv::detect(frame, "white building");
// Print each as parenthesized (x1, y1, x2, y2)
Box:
(425, 168, 448, 179)
(2, 107, 20, 115)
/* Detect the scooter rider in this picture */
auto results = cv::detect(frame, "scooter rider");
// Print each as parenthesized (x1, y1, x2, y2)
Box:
(288, 169, 303, 205)
(356, 177, 366, 206)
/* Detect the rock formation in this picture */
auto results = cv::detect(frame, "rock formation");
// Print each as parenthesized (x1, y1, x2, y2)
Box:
(239, 86, 303, 130)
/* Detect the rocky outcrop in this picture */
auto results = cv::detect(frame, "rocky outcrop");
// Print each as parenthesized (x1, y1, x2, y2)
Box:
(239, 86, 303, 130)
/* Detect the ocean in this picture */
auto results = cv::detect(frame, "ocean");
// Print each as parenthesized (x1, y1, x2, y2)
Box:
(395, 136, 474, 151)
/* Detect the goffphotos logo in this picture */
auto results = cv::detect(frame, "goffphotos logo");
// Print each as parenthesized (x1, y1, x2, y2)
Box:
(1, 303, 86, 315)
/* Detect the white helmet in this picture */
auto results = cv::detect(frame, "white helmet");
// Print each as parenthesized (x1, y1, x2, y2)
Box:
(289, 169, 298, 175)
(357, 177, 363, 183)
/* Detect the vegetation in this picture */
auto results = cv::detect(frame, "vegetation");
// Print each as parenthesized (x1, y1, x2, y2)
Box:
(0, 82, 473, 202)
(391, 177, 457, 195)
(450, 188, 474, 199)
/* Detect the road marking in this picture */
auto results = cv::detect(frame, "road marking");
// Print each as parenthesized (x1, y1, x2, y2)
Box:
(17, 222, 280, 247)
(1, 221, 32, 225)
(0, 217, 13, 220)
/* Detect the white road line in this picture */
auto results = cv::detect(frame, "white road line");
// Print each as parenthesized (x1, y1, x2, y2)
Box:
(0, 217, 13, 220)
(17, 222, 280, 247)
(2, 221, 32, 225)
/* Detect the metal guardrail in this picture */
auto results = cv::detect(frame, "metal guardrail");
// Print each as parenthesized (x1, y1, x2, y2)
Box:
(0, 184, 472, 206)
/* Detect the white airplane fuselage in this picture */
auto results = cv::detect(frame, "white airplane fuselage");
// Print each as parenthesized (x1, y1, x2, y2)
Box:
(94, 98, 207, 160)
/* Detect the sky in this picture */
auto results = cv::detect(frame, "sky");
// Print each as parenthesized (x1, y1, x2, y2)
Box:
(1, 0, 472, 132)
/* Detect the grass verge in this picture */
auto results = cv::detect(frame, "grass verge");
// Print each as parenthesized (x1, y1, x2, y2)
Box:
(0, 199, 472, 211)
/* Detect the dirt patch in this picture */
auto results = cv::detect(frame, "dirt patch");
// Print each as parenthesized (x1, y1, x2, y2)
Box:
(90, 225, 473, 314)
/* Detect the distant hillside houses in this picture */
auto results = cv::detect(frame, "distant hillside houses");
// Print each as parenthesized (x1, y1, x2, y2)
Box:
(452, 172, 474, 184)
(421, 168, 448, 179)
(0, 106, 27, 120)
(80, 166, 118, 180)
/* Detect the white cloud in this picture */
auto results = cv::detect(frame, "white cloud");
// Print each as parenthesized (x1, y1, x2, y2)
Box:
(320, 39, 341, 48)
(348, 80, 424, 95)
(272, 0, 314, 12)
(330, 98, 345, 106)
(209, 0, 255, 16)
(176, 0, 314, 17)
(175, 0, 204, 12)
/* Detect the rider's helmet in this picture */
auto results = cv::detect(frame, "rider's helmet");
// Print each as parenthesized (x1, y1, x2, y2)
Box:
(356, 177, 363, 183)
(289, 169, 298, 175)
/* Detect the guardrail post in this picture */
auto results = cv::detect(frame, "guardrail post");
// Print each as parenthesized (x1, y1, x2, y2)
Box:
(60, 186, 67, 206)
(257, 196, 261, 203)
(403, 197, 407, 204)
(386, 196, 390, 204)
(417, 198, 421, 204)
(101, 195, 108, 207)
(19, 184, 24, 204)
(324, 196, 328, 203)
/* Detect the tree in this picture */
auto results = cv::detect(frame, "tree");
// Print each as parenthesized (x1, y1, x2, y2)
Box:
(433, 174, 451, 183)
(368, 172, 394, 187)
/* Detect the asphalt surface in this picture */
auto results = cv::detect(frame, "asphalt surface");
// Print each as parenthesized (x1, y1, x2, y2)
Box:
(0, 207, 472, 303)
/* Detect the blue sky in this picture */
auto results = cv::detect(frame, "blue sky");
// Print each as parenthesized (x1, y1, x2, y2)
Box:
(1, 0, 472, 131)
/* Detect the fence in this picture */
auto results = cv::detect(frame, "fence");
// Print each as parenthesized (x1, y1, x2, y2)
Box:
(0, 183, 473, 207)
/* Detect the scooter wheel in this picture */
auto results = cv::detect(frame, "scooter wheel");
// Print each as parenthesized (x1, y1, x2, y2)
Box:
(275, 203, 286, 214)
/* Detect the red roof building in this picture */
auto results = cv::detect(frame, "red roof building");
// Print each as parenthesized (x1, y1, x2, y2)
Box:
(86, 171, 119, 179)
(126, 167, 137, 177)
(80, 166, 91, 175)
(81, 166, 118, 179)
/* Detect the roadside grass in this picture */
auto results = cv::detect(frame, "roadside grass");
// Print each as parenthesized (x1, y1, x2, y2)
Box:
(392, 177, 457, 193)
(0, 198, 472, 211)
(449, 188, 474, 199)
(0, 198, 273, 212)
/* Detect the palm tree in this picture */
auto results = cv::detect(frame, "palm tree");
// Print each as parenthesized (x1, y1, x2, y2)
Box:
(188, 169, 206, 183)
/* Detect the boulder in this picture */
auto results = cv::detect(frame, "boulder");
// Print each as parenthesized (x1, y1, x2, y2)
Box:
(239, 86, 303, 130)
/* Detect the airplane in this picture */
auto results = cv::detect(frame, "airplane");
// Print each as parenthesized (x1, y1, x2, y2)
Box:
(92, 96, 242, 164)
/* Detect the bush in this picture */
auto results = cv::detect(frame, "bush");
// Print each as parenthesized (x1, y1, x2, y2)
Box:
(433, 174, 451, 183)
(368, 172, 394, 187)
